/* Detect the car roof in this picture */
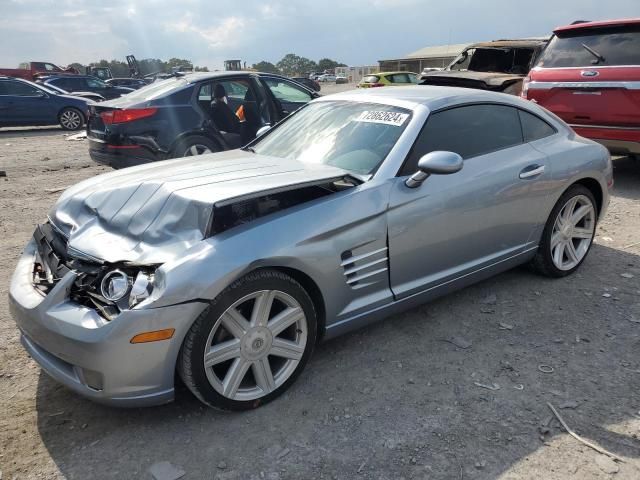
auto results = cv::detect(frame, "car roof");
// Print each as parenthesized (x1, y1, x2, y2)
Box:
(554, 17, 640, 34)
(318, 85, 534, 111)
(182, 71, 290, 84)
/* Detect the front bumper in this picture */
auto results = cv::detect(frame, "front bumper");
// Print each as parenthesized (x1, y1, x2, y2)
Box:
(9, 239, 205, 407)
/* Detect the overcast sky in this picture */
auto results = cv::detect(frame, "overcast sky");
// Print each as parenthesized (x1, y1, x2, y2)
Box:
(1, 0, 638, 69)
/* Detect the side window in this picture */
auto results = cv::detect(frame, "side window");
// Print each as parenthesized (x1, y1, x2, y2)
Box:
(263, 78, 312, 103)
(0, 80, 40, 96)
(51, 78, 73, 91)
(518, 110, 556, 142)
(218, 80, 249, 100)
(44, 63, 58, 72)
(86, 78, 105, 89)
(401, 104, 523, 175)
(198, 83, 212, 102)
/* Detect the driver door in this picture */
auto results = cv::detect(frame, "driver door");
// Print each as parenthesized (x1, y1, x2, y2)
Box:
(261, 76, 314, 118)
(388, 103, 551, 299)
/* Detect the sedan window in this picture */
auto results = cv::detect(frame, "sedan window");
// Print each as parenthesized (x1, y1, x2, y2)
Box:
(263, 78, 313, 103)
(86, 78, 107, 88)
(0, 80, 40, 96)
(401, 104, 523, 175)
(251, 101, 412, 175)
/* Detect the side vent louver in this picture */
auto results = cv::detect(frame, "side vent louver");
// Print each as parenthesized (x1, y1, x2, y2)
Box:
(340, 246, 389, 289)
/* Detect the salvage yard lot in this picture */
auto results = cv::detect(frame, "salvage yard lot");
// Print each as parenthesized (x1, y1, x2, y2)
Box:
(1, 118, 640, 479)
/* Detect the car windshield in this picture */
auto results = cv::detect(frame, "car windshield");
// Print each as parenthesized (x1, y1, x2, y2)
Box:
(537, 26, 640, 67)
(124, 77, 189, 100)
(251, 101, 412, 175)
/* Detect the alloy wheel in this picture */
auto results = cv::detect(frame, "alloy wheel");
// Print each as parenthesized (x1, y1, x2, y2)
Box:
(203, 290, 308, 401)
(60, 110, 82, 129)
(183, 144, 212, 156)
(550, 194, 595, 271)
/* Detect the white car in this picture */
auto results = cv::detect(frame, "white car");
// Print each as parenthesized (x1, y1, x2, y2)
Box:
(319, 74, 337, 82)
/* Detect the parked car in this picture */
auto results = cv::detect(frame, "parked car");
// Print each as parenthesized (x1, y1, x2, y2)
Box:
(0, 61, 79, 81)
(0, 76, 89, 130)
(291, 77, 321, 92)
(87, 72, 319, 169)
(43, 83, 106, 103)
(10, 86, 611, 409)
(335, 75, 349, 84)
(318, 74, 337, 82)
(357, 71, 418, 88)
(420, 67, 443, 75)
(105, 78, 148, 90)
(39, 75, 134, 100)
(420, 39, 549, 95)
(523, 18, 640, 158)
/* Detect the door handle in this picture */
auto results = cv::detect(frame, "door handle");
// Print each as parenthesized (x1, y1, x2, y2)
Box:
(519, 165, 545, 179)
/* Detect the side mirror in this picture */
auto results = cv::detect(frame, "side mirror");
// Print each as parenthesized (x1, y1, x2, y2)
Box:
(405, 151, 463, 188)
(256, 125, 271, 137)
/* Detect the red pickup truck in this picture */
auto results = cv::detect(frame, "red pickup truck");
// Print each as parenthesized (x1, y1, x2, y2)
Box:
(0, 62, 79, 81)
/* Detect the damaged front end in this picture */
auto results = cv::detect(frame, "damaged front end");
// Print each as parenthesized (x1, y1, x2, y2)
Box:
(32, 223, 156, 320)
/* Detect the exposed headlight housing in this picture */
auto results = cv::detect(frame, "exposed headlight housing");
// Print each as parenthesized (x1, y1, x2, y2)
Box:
(100, 270, 130, 301)
(129, 271, 155, 308)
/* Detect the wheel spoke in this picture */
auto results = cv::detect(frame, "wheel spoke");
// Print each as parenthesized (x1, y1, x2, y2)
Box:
(204, 338, 241, 367)
(267, 306, 303, 336)
(565, 241, 579, 264)
(252, 358, 276, 393)
(562, 197, 578, 222)
(572, 227, 593, 240)
(221, 308, 250, 339)
(570, 205, 592, 226)
(190, 145, 199, 155)
(550, 232, 563, 249)
(270, 338, 304, 360)
(250, 291, 276, 327)
(222, 358, 250, 397)
(553, 242, 565, 267)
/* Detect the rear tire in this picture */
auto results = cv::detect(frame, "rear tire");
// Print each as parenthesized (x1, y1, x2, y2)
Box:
(171, 135, 220, 158)
(58, 107, 84, 131)
(178, 269, 317, 410)
(530, 185, 597, 277)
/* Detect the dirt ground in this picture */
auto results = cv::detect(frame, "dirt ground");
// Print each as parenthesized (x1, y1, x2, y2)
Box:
(1, 107, 639, 479)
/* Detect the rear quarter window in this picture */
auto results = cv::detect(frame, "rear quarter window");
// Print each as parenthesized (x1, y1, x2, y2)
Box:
(518, 110, 556, 142)
(538, 26, 640, 67)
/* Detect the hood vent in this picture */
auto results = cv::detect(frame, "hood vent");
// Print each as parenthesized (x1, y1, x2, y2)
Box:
(341, 246, 388, 289)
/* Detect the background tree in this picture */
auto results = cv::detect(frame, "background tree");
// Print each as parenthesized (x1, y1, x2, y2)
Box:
(252, 61, 280, 74)
(276, 54, 317, 76)
(317, 58, 347, 71)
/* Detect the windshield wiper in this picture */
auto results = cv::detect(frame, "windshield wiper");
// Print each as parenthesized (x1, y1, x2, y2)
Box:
(581, 43, 605, 64)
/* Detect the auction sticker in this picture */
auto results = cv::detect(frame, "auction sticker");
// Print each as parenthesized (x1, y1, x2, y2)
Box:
(355, 111, 409, 126)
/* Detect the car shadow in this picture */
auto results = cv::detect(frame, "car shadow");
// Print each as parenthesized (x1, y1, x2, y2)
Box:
(0, 126, 66, 138)
(34, 242, 640, 479)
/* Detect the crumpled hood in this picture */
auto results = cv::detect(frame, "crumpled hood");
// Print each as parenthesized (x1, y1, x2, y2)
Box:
(421, 70, 524, 88)
(49, 150, 349, 264)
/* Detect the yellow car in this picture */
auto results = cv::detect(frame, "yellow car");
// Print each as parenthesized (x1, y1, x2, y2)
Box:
(357, 71, 419, 88)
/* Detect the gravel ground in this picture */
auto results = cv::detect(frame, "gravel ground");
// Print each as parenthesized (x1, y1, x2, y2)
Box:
(1, 92, 639, 479)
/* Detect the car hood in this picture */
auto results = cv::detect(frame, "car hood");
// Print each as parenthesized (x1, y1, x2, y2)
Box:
(421, 70, 525, 88)
(49, 150, 350, 264)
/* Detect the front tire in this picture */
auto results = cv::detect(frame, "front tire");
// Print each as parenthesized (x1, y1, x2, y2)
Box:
(178, 270, 317, 410)
(58, 107, 84, 130)
(531, 185, 597, 277)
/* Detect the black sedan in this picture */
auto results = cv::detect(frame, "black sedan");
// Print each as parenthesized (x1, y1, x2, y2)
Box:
(39, 75, 134, 100)
(87, 72, 319, 169)
(0, 76, 89, 130)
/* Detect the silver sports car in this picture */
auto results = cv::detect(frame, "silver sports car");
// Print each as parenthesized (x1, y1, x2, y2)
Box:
(10, 86, 612, 410)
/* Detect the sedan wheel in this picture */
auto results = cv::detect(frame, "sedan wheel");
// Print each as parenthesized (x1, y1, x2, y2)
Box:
(179, 270, 317, 410)
(183, 144, 212, 156)
(59, 108, 84, 130)
(550, 195, 595, 271)
(204, 290, 308, 401)
(531, 185, 597, 277)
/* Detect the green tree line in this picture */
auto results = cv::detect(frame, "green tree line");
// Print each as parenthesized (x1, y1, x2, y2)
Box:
(254, 55, 347, 76)
(65, 58, 209, 77)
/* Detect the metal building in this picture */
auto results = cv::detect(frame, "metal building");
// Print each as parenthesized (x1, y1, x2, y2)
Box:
(378, 43, 470, 72)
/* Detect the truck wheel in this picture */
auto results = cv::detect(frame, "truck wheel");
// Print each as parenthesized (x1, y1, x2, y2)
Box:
(58, 108, 84, 130)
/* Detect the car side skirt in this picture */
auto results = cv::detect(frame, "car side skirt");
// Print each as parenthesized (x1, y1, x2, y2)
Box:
(323, 246, 538, 340)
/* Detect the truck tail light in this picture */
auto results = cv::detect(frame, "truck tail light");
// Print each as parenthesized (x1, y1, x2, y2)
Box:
(100, 108, 157, 125)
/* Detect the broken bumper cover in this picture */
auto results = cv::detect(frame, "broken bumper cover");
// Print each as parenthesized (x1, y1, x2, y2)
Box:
(9, 239, 205, 407)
